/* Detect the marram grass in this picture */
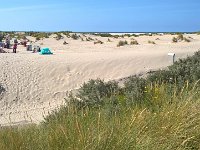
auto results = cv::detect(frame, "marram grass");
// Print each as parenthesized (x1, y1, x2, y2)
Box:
(0, 82, 200, 150)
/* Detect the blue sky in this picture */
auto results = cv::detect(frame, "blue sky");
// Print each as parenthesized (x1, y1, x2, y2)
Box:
(0, 0, 199, 32)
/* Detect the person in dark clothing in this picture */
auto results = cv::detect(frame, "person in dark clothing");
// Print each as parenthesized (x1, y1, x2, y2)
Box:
(13, 43, 17, 53)
(6, 39, 10, 49)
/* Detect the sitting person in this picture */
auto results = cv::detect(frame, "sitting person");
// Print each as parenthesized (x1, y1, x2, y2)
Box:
(0, 46, 6, 53)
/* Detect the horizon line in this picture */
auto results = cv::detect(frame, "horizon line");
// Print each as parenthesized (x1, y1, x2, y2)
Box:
(0, 31, 199, 33)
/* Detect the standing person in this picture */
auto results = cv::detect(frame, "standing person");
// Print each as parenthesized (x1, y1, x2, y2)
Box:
(6, 39, 10, 49)
(13, 43, 17, 53)
(5, 34, 10, 49)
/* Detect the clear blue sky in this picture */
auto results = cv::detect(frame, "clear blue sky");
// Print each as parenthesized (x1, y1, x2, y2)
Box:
(0, 0, 199, 32)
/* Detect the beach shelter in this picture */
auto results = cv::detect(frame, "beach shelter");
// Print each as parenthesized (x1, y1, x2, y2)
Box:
(40, 48, 53, 55)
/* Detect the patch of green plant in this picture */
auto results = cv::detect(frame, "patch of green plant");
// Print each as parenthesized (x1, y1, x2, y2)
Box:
(130, 39, 139, 45)
(94, 33, 113, 37)
(177, 33, 184, 41)
(148, 51, 200, 89)
(68, 79, 120, 108)
(117, 40, 128, 47)
(172, 37, 178, 43)
(71, 34, 79, 40)
(94, 40, 103, 44)
(107, 38, 111, 42)
(55, 33, 63, 40)
(148, 40, 156, 44)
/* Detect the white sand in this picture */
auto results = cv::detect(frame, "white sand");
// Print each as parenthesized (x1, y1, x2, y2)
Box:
(0, 33, 199, 126)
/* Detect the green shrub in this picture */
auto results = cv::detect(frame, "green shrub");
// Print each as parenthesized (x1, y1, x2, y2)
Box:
(130, 39, 139, 45)
(177, 33, 184, 41)
(117, 40, 128, 47)
(36, 36, 40, 41)
(113, 35, 119, 39)
(94, 33, 113, 37)
(68, 79, 120, 108)
(131, 34, 139, 37)
(71, 34, 79, 40)
(107, 38, 111, 42)
(94, 40, 103, 44)
(55, 33, 63, 40)
(148, 40, 156, 44)
(172, 37, 178, 43)
(172, 34, 191, 43)
(124, 76, 147, 105)
(147, 51, 200, 89)
(31, 32, 50, 40)
(124, 34, 131, 37)
(87, 37, 94, 41)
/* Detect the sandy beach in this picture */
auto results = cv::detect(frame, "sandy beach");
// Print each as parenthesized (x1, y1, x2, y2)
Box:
(0, 33, 199, 126)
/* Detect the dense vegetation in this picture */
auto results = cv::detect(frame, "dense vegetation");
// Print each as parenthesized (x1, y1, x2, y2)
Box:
(148, 51, 200, 86)
(0, 49, 200, 149)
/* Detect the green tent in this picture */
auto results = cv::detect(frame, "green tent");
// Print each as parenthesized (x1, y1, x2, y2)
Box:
(40, 48, 53, 55)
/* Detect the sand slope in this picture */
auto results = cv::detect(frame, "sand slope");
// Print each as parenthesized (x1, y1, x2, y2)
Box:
(0, 33, 199, 125)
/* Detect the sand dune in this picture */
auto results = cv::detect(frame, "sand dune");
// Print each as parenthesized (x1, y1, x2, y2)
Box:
(0, 33, 199, 126)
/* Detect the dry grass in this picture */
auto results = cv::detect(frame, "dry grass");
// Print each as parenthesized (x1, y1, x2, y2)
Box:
(0, 81, 200, 150)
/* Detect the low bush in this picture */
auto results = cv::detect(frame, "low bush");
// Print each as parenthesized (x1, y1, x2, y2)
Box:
(148, 51, 200, 89)
(55, 33, 63, 40)
(94, 33, 113, 37)
(172, 37, 178, 43)
(94, 40, 103, 44)
(123, 76, 147, 106)
(68, 79, 120, 108)
(117, 40, 128, 47)
(130, 39, 139, 45)
(177, 33, 184, 41)
(71, 34, 79, 40)
(31, 32, 50, 40)
(173, 34, 191, 43)
(148, 40, 156, 44)
(107, 38, 111, 42)
(63, 41, 68, 45)
(36, 37, 40, 41)
(87, 37, 94, 41)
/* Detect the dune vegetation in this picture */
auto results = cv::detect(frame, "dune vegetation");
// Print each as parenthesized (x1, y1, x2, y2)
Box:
(117, 40, 128, 47)
(0, 48, 200, 149)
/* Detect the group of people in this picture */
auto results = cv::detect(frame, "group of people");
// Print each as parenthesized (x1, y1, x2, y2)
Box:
(0, 35, 18, 53)
(0, 34, 41, 54)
